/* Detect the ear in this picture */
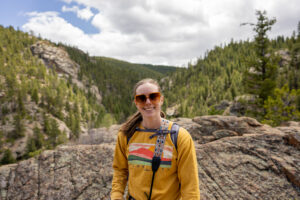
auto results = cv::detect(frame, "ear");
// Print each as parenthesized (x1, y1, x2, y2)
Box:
(160, 95, 164, 106)
(134, 99, 137, 106)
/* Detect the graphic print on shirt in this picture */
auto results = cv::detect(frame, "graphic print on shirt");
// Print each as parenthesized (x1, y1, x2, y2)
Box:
(128, 143, 173, 168)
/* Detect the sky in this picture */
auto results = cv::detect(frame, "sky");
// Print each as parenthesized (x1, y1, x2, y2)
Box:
(0, 0, 299, 67)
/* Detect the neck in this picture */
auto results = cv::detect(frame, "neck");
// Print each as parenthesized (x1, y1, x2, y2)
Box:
(142, 116, 162, 129)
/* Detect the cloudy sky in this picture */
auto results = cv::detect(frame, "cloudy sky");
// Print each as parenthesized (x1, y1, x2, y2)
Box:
(1, 0, 299, 66)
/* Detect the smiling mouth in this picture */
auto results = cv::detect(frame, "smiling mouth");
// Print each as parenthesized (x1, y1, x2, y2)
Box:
(143, 107, 155, 111)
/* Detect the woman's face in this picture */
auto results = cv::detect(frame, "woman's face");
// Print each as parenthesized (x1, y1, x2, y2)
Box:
(134, 83, 164, 119)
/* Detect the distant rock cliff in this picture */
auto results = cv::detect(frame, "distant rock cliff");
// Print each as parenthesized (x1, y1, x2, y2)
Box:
(0, 116, 299, 199)
(30, 41, 102, 103)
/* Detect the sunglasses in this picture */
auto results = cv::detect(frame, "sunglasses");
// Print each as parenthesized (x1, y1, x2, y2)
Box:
(135, 92, 161, 104)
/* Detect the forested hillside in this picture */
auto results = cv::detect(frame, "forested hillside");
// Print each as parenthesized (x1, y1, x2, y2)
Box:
(162, 13, 300, 126)
(0, 25, 177, 164)
(0, 26, 113, 163)
(63, 46, 177, 122)
(162, 40, 254, 115)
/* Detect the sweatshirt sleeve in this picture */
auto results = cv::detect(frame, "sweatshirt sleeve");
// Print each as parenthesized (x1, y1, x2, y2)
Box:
(110, 132, 128, 200)
(177, 128, 200, 200)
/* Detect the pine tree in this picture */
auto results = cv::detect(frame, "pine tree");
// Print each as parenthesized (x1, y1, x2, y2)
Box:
(48, 119, 61, 148)
(26, 137, 37, 154)
(10, 114, 25, 139)
(43, 113, 51, 135)
(33, 126, 44, 149)
(0, 149, 16, 165)
(31, 88, 39, 104)
(57, 130, 67, 145)
(242, 10, 278, 116)
(298, 21, 300, 39)
(73, 116, 81, 138)
(263, 84, 300, 126)
(25, 126, 45, 158)
(65, 101, 71, 112)
(17, 91, 26, 117)
(289, 21, 300, 89)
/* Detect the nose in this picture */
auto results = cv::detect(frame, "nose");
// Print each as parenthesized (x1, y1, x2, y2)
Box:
(145, 97, 152, 104)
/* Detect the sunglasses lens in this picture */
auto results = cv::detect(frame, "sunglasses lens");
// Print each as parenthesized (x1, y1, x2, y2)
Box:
(135, 95, 147, 103)
(149, 93, 160, 102)
(135, 92, 161, 104)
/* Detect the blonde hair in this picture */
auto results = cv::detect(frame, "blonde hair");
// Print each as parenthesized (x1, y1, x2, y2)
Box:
(120, 78, 165, 137)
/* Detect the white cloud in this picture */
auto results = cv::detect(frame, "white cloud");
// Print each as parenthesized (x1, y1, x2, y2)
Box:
(22, 0, 300, 66)
(23, 12, 90, 46)
(62, 5, 94, 21)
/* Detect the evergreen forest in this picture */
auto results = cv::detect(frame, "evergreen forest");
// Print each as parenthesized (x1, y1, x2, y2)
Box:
(0, 26, 106, 163)
(162, 11, 300, 126)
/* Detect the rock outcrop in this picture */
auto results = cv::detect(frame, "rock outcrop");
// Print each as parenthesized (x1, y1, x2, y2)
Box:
(166, 104, 180, 117)
(213, 95, 257, 117)
(31, 41, 79, 79)
(30, 41, 102, 103)
(196, 128, 299, 199)
(276, 49, 291, 67)
(0, 145, 114, 200)
(0, 116, 299, 199)
(173, 115, 274, 144)
(74, 124, 120, 145)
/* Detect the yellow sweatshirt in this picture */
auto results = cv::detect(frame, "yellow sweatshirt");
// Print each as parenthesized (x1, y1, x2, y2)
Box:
(111, 120, 200, 200)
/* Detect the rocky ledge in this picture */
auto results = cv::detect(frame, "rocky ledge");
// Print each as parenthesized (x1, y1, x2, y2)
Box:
(0, 116, 299, 199)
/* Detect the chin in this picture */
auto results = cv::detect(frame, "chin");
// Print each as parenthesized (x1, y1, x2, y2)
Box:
(141, 110, 160, 118)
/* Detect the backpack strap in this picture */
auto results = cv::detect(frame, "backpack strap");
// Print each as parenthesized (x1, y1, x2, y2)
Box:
(130, 122, 180, 151)
(170, 123, 179, 150)
(148, 119, 169, 200)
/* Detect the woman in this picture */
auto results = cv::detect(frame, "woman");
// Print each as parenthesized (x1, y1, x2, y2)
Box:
(111, 78, 200, 200)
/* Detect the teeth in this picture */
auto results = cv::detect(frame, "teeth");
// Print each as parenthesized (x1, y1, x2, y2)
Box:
(144, 108, 153, 110)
